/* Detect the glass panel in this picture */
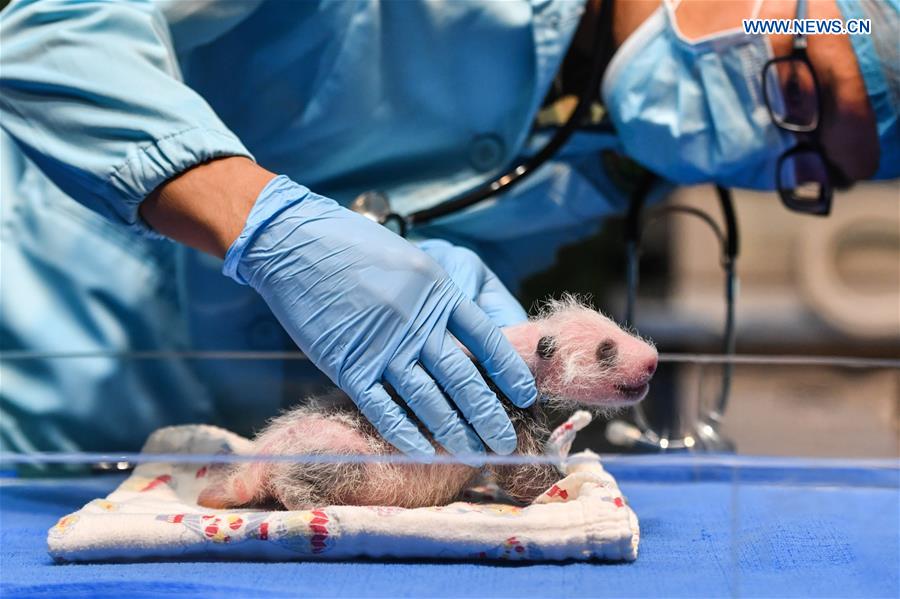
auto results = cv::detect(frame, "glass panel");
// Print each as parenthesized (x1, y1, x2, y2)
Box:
(1, 353, 896, 463)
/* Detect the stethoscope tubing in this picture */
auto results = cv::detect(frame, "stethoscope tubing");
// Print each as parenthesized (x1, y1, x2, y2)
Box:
(404, 0, 618, 229)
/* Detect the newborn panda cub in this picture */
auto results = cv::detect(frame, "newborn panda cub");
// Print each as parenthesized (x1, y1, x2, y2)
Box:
(198, 298, 658, 510)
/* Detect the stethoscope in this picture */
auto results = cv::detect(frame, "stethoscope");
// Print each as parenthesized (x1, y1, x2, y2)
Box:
(350, 0, 617, 237)
(352, 179, 741, 455)
(605, 179, 739, 452)
(353, 0, 741, 454)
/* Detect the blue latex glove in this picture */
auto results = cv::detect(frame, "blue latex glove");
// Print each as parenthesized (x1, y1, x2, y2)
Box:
(417, 240, 527, 329)
(224, 176, 538, 457)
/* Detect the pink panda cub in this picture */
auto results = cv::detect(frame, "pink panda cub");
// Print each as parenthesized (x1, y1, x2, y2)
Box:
(504, 296, 658, 408)
(198, 297, 657, 510)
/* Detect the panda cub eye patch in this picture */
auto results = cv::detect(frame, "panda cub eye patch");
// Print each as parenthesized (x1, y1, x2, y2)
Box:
(536, 336, 557, 359)
(596, 339, 617, 365)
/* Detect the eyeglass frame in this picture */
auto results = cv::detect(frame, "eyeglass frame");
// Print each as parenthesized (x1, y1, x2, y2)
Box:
(760, 0, 837, 216)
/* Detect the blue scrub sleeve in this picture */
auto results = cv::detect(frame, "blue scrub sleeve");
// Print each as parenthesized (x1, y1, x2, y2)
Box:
(0, 0, 253, 236)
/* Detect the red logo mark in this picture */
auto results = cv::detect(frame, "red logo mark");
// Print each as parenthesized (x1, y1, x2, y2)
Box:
(309, 510, 330, 554)
(140, 475, 172, 492)
(546, 485, 569, 500)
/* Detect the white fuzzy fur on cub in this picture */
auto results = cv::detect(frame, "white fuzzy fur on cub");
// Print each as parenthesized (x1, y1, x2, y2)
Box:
(199, 297, 657, 510)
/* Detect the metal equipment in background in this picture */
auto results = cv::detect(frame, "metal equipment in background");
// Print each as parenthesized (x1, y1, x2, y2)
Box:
(605, 180, 740, 453)
(348, 0, 743, 453)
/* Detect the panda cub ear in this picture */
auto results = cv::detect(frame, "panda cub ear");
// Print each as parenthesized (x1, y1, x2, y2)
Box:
(536, 335, 557, 360)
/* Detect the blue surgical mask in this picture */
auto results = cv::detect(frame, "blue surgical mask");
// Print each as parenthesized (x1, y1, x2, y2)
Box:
(601, 0, 796, 190)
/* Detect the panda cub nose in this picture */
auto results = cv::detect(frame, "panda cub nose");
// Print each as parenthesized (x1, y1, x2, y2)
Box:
(596, 339, 617, 364)
(645, 355, 658, 376)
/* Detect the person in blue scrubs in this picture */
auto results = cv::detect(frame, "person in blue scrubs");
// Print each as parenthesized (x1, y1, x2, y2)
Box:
(1, 0, 896, 456)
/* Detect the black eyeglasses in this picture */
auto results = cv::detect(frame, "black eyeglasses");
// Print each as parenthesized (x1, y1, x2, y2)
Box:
(761, 0, 842, 216)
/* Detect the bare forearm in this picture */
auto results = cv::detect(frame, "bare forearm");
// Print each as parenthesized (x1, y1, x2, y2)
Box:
(140, 157, 277, 257)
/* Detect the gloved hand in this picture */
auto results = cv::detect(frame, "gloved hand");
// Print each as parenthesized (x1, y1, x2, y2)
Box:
(224, 176, 537, 457)
(417, 239, 527, 329)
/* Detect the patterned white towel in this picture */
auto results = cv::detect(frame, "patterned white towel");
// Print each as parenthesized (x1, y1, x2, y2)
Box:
(47, 414, 639, 563)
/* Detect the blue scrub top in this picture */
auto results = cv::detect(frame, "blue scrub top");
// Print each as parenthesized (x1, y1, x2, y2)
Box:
(0, 0, 639, 453)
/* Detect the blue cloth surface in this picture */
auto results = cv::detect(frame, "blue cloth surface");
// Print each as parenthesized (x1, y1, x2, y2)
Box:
(1, 460, 897, 598)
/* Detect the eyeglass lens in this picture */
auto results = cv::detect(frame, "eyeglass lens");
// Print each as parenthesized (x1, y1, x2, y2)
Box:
(764, 57, 819, 131)
(779, 148, 829, 203)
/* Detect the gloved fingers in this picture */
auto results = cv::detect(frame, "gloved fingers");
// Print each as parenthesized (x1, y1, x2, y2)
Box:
(416, 239, 480, 299)
(477, 267, 528, 328)
(417, 240, 526, 328)
(449, 299, 537, 409)
(420, 332, 518, 455)
(353, 383, 435, 458)
(384, 362, 485, 456)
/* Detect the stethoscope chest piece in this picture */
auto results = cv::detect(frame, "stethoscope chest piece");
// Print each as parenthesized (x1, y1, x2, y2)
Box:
(350, 191, 407, 237)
